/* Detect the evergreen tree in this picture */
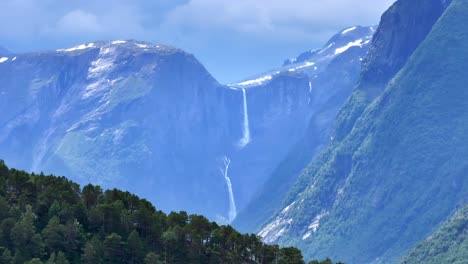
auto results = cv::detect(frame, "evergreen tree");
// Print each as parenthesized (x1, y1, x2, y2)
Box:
(127, 230, 143, 263)
(0, 248, 13, 264)
(81, 241, 101, 264)
(0, 160, 324, 264)
(104, 233, 125, 264)
(25, 258, 43, 264)
(144, 252, 161, 264)
(42, 217, 64, 253)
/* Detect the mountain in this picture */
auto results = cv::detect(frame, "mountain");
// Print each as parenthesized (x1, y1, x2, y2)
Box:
(0, 28, 370, 224)
(234, 26, 375, 232)
(0, 159, 314, 264)
(257, 0, 467, 263)
(0, 41, 239, 220)
(401, 205, 468, 264)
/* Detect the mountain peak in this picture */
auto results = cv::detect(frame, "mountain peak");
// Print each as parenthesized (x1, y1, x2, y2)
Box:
(55, 40, 180, 54)
(283, 25, 375, 67)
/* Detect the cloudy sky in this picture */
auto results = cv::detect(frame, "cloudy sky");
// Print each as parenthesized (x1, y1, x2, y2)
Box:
(0, 0, 395, 83)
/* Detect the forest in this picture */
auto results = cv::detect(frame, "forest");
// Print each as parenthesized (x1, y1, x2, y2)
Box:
(0, 160, 341, 264)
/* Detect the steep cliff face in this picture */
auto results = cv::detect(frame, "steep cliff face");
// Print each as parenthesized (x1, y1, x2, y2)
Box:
(334, 0, 452, 141)
(0, 26, 375, 223)
(0, 41, 241, 218)
(0, 38, 330, 222)
(259, 0, 467, 263)
(234, 27, 374, 232)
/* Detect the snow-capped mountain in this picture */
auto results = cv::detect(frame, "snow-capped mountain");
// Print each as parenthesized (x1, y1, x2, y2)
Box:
(0, 26, 374, 222)
(233, 26, 376, 232)
(255, 0, 467, 263)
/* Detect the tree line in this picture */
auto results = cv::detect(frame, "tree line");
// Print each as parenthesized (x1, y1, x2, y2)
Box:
(0, 160, 341, 264)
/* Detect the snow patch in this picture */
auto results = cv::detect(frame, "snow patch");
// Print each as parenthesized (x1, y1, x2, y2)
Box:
(335, 39, 364, 55)
(12, 57, 17, 61)
(58, 43, 95, 52)
(0, 57, 8, 63)
(237, 75, 272, 86)
(258, 202, 296, 243)
(342, 26, 357, 34)
(258, 217, 293, 244)
(112, 40, 127, 45)
(281, 202, 296, 214)
(302, 211, 329, 240)
(288, 61, 315, 72)
(83, 47, 117, 99)
(136, 43, 149, 48)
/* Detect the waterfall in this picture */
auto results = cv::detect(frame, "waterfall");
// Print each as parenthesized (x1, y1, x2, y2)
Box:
(220, 156, 237, 223)
(238, 88, 251, 148)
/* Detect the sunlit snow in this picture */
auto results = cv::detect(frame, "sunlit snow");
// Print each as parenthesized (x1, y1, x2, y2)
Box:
(237, 75, 272, 86)
(342, 26, 357, 34)
(335, 39, 364, 55)
(58, 43, 96, 52)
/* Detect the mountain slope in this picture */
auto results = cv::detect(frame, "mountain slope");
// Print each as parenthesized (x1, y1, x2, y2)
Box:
(401, 205, 468, 264)
(233, 26, 375, 232)
(0, 41, 239, 220)
(0, 30, 369, 224)
(237, 0, 450, 233)
(258, 0, 468, 263)
(334, 0, 452, 141)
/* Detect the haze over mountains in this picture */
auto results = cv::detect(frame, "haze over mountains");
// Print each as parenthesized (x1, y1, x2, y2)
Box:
(0, 0, 467, 263)
(0, 26, 373, 225)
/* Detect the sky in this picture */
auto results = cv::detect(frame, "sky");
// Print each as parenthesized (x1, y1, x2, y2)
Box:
(0, 0, 395, 83)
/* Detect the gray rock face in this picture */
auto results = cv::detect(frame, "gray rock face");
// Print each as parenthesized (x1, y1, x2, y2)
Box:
(257, 0, 464, 263)
(335, 0, 452, 141)
(233, 26, 375, 232)
(0, 26, 372, 222)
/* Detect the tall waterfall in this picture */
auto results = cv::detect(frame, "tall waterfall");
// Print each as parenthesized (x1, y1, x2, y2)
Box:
(220, 156, 237, 223)
(239, 88, 251, 148)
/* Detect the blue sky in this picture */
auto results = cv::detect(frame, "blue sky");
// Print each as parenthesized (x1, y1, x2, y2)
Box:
(0, 0, 395, 83)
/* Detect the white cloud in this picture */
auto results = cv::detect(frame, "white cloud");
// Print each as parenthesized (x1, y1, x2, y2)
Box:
(160, 0, 396, 38)
(54, 10, 104, 34)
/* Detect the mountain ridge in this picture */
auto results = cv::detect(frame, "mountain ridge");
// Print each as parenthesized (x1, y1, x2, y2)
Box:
(257, 0, 467, 263)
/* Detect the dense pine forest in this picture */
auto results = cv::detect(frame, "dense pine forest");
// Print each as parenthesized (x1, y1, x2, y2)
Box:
(0, 160, 340, 264)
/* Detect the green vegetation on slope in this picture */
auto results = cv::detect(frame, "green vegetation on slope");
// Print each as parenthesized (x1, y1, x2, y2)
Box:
(400, 205, 467, 264)
(265, 0, 468, 263)
(0, 159, 339, 264)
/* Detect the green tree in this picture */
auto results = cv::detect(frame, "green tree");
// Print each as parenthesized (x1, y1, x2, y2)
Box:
(104, 233, 125, 263)
(81, 241, 101, 264)
(0, 248, 13, 264)
(55, 251, 70, 264)
(279, 247, 305, 264)
(144, 252, 162, 264)
(11, 206, 36, 248)
(42, 217, 64, 253)
(127, 230, 143, 263)
(82, 185, 103, 209)
(25, 258, 43, 264)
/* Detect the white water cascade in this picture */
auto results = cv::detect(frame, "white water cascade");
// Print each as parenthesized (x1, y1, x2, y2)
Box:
(238, 88, 251, 148)
(220, 156, 237, 223)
